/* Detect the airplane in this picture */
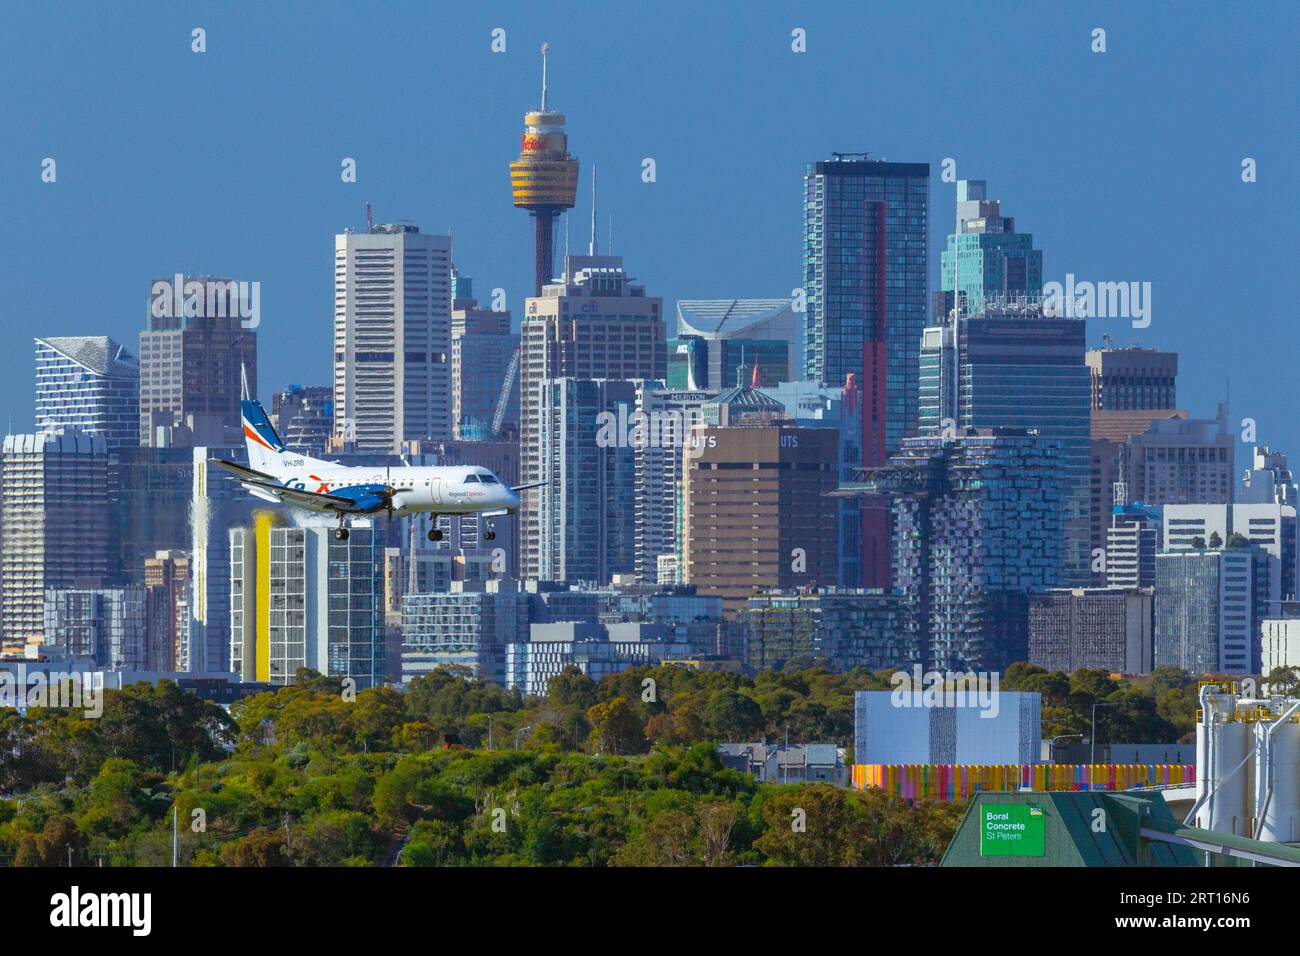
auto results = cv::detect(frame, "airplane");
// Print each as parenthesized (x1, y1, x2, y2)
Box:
(209, 400, 539, 541)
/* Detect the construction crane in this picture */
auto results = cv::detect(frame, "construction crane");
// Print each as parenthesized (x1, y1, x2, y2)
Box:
(490, 347, 520, 437)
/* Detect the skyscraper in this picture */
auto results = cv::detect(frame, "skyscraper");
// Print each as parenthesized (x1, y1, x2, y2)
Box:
(34, 336, 139, 449)
(518, 254, 665, 579)
(271, 385, 334, 457)
(1, 430, 109, 653)
(940, 179, 1043, 312)
(334, 222, 452, 452)
(802, 154, 929, 448)
(230, 514, 387, 688)
(1086, 345, 1178, 411)
(140, 277, 257, 447)
(534, 377, 638, 585)
(1126, 404, 1235, 506)
(1155, 548, 1257, 674)
(509, 43, 579, 296)
(918, 302, 1091, 584)
(632, 383, 715, 584)
(803, 155, 929, 592)
(450, 272, 518, 439)
(848, 428, 1064, 672)
(682, 420, 840, 617)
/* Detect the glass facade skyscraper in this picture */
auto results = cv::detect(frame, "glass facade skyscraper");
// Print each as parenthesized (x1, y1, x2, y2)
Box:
(802, 156, 929, 452)
(939, 179, 1042, 312)
(803, 156, 929, 592)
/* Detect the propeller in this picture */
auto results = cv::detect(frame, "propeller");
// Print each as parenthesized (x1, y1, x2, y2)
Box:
(384, 460, 395, 522)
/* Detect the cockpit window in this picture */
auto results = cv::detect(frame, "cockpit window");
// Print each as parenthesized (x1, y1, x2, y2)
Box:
(463, 474, 481, 483)
(478, 473, 499, 484)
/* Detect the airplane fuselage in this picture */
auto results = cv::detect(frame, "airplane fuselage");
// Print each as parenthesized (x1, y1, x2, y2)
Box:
(271, 460, 519, 516)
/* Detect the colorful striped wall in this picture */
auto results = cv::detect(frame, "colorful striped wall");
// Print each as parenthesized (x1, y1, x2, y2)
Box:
(851, 763, 1196, 801)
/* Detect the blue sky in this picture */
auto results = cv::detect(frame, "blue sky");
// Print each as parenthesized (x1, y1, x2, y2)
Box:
(1, 1, 1295, 454)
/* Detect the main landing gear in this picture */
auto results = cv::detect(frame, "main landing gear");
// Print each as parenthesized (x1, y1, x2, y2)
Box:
(427, 514, 444, 542)
(333, 521, 350, 541)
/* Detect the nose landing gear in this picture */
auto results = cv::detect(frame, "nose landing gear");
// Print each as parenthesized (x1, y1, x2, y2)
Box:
(484, 519, 496, 542)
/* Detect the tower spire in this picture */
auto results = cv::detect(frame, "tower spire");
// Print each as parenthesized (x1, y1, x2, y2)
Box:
(589, 164, 598, 255)
(540, 42, 549, 112)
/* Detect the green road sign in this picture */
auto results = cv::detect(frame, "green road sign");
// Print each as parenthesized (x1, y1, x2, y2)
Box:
(979, 803, 1046, 857)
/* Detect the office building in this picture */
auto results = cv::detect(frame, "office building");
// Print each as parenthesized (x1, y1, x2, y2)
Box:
(34, 336, 139, 449)
(230, 515, 387, 688)
(1154, 548, 1257, 674)
(271, 386, 334, 457)
(1262, 618, 1300, 676)
(42, 585, 149, 670)
(674, 298, 798, 389)
(763, 380, 867, 588)
(533, 377, 637, 584)
(400, 581, 531, 685)
(1, 430, 109, 653)
(143, 549, 190, 672)
(737, 587, 906, 672)
(1126, 404, 1234, 506)
(450, 272, 518, 439)
(1162, 502, 1296, 606)
(333, 222, 452, 452)
(939, 179, 1042, 314)
(140, 276, 256, 447)
(504, 621, 699, 698)
(631, 383, 715, 583)
(518, 253, 665, 578)
(919, 301, 1091, 584)
(1028, 587, 1154, 674)
(1086, 345, 1177, 411)
(1241, 446, 1296, 506)
(682, 421, 839, 617)
(1105, 503, 1162, 589)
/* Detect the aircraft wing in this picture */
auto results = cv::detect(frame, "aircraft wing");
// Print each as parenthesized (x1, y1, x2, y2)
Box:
(208, 459, 279, 483)
(235, 476, 364, 511)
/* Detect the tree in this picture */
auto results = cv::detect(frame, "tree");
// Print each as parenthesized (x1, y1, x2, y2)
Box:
(704, 689, 764, 742)
(1208, 531, 1223, 548)
(586, 697, 646, 755)
(220, 827, 290, 867)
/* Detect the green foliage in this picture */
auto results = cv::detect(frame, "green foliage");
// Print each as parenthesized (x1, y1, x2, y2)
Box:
(0, 662, 1200, 866)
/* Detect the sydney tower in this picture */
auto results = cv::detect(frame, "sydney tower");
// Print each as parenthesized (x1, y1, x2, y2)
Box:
(509, 43, 579, 296)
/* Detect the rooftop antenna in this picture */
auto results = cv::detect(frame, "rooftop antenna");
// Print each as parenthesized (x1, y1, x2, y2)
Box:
(540, 42, 549, 112)
(589, 164, 598, 256)
(564, 210, 570, 261)
(365, 202, 373, 234)
(608, 212, 613, 256)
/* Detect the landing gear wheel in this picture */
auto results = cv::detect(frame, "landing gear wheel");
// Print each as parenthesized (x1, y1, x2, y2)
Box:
(333, 527, 349, 541)
(484, 529, 496, 541)
(428, 528, 444, 542)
